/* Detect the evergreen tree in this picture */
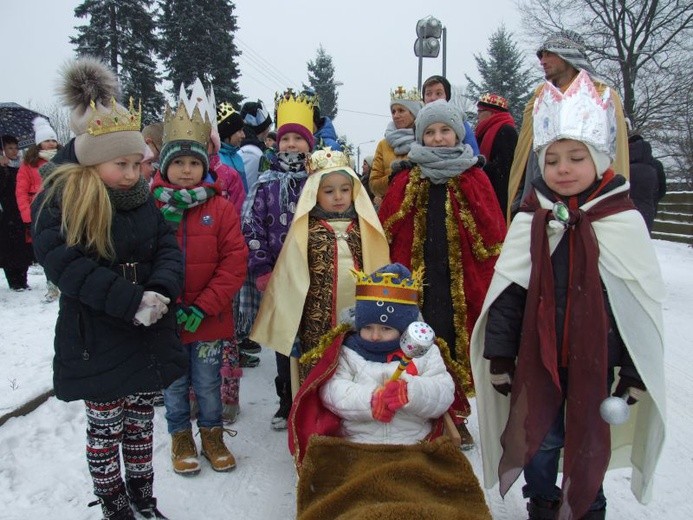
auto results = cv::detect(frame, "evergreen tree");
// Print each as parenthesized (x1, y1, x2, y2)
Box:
(159, 0, 242, 107)
(465, 25, 536, 125)
(71, 0, 165, 122)
(306, 45, 339, 121)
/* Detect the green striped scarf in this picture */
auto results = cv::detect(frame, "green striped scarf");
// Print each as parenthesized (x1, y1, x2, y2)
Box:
(153, 185, 216, 227)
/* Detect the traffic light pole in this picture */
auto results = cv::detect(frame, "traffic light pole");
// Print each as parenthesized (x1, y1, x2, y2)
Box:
(417, 39, 424, 93)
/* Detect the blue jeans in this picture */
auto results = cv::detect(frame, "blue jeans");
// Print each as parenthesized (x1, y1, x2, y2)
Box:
(522, 368, 613, 511)
(164, 340, 223, 433)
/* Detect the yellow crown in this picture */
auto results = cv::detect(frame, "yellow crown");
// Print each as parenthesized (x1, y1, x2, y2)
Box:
(275, 88, 317, 132)
(352, 267, 423, 305)
(86, 97, 142, 136)
(306, 147, 351, 174)
(216, 101, 238, 124)
(390, 86, 421, 103)
(163, 79, 213, 147)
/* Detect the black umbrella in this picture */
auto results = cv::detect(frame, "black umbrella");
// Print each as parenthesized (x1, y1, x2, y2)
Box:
(0, 102, 51, 149)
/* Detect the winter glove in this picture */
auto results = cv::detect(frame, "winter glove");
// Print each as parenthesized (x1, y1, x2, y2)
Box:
(182, 305, 205, 333)
(381, 379, 409, 412)
(176, 307, 189, 325)
(371, 387, 395, 423)
(489, 357, 516, 396)
(256, 272, 272, 292)
(133, 291, 170, 326)
(613, 375, 646, 405)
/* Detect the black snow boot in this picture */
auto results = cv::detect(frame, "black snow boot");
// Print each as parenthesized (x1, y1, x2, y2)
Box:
(88, 485, 135, 519)
(271, 378, 292, 430)
(580, 508, 606, 520)
(126, 478, 168, 519)
(527, 497, 560, 520)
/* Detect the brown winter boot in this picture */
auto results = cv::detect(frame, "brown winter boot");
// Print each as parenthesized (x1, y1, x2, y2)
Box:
(457, 419, 476, 451)
(199, 426, 236, 472)
(170, 429, 201, 475)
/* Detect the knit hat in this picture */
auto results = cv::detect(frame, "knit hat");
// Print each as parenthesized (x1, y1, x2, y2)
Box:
(422, 75, 451, 101)
(390, 86, 423, 118)
(536, 30, 597, 77)
(414, 99, 466, 145)
(275, 89, 317, 150)
(240, 100, 272, 134)
(217, 102, 244, 140)
(363, 155, 374, 167)
(59, 57, 144, 166)
(32, 117, 57, 145)
(353, 263, 422, 333)
(159, 141, 209, 179)
(477, 93, 510, 113)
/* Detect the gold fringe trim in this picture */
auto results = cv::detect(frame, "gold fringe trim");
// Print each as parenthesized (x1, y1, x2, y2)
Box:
(299, 323, 352, 366)
(436, 336, 473, 396)
(451, 182, 503, 261)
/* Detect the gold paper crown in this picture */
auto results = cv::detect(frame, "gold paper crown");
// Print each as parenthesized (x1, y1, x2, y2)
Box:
(87, 97, 142, 136)
(217, 101, 238, 124)
(306, 147, 351, 174)
(275, 88, 317, 132)
(390, 86, 421, 103)
(352, 267, 423, 305)
(163, 79, 213, 147)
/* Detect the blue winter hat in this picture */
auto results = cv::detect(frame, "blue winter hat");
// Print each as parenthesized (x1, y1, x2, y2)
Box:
(353, 263, 422, 333)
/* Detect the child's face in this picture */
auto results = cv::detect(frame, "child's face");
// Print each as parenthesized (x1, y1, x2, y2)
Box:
(166, 156, 205, 188)
(279, 132, 310, 154)
(359, 324, 400, 343)
(391, 104, 415, 130)
(422, 123, 457, 147)
(39, 140, 58, 151)
(423, 82, 446, 104)
(97, 154, 143, 190)
(316, 172, 353, 213)
(543, 139, 597, 196)
(229, 128, 245, 147)
(1, 142, 19, 159)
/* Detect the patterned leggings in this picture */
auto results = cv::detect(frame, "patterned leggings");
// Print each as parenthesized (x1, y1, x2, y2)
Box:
(84, 393, 156, 496)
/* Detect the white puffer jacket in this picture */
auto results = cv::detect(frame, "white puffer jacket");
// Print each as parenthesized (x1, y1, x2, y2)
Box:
(319, 344, 455, 445)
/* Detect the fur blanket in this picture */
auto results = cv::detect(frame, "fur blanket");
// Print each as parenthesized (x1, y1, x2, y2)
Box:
(296, 436, 491, 520)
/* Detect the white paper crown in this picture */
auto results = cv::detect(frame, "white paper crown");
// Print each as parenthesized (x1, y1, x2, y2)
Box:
(532, 70, 616, 159)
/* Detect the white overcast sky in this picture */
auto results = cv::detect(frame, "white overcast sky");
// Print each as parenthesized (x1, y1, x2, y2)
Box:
(1, 0, 539, 158)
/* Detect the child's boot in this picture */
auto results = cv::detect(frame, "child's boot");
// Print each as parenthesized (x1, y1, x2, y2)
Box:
(199, 426, 236, 471)
(170, 429, 201, 475)
(527, 497, 560, 519)
(271, 379, 292, 430)
(580, 509, 606, 520)
(126, 477, 168, 519)
(89, 484, 135, 520)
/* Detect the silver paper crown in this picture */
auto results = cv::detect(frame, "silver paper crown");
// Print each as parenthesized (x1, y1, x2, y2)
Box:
(532, 70, 616, 159)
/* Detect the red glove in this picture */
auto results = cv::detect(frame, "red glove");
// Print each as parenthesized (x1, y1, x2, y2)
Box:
(371, 387, 395, 423)
(382, 379, 408, 412)
(256, 272, 271, 292)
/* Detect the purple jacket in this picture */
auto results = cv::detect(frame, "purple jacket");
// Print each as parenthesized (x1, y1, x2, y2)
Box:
(242, 173, 307, 277)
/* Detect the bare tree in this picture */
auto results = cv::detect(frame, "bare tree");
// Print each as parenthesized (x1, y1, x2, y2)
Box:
(27, 103, 72, 146)
(516, 0, 693, 182)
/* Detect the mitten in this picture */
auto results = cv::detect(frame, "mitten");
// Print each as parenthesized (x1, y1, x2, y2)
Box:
(371, 387, 395, 423)
(613, 375, 646, 405)
(256, 272, 271, 292)
(183, 305, 205, 333)
(176, 307, 189, 325)
(489, 357, 516, 396)
(382, 379, 409, 412)
(133, 291, 170, 326)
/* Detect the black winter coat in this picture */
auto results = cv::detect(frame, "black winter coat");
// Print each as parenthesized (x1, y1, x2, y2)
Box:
(483, 176, 640, 381)
(31, 191, 188, 402)
(628, 136, 659, 232)
(0, 165, 34, 269)
(482, 125, 518, 217)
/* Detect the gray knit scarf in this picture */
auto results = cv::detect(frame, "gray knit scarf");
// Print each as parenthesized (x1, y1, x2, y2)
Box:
(106, 175, 151, 211)
(384, 122, 415, 155)
(408, 142, 478, 184)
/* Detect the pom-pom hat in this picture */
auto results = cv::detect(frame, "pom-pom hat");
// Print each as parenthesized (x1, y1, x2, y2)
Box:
(32, 117, 58, 145)
(414, 99, 466, 145)
(58, 57, 144, 166)
(353, 263, 422, 333)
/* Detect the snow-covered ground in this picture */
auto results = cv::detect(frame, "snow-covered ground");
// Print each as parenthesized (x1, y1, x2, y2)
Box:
(0, 240, 691, 519)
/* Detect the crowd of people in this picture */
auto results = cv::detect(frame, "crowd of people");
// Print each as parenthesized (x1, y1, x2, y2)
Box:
(0, 29, 668, 520)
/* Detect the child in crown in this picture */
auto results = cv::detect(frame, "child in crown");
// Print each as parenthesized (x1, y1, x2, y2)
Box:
(151, 79, 248, 477)
(287, 263, 455, 466)
(471, 70, 666, 520)
(249, 147, 390, 427)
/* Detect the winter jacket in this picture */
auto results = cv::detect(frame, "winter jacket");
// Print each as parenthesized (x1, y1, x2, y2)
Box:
(31, 190, 187, 402)
(239, 136, 267, 190)
(209, 153, 245, 215)
(628, 136, 659, 232)
(476, 122, 518, 217)
(218, 142, 248, 192)
(242, 174, 307, 277)
(151, 175, 248, 345)
(369, 139, 406, 198)
(314, 116, 343, 151)
(15, 159, 46, 224)
(320, 340, 455, 445)
(0, 165, 33, 269)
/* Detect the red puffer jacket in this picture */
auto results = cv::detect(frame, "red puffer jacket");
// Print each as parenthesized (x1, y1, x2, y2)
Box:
(153, 173, 248, 344)
(16, 159, 46, 224)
